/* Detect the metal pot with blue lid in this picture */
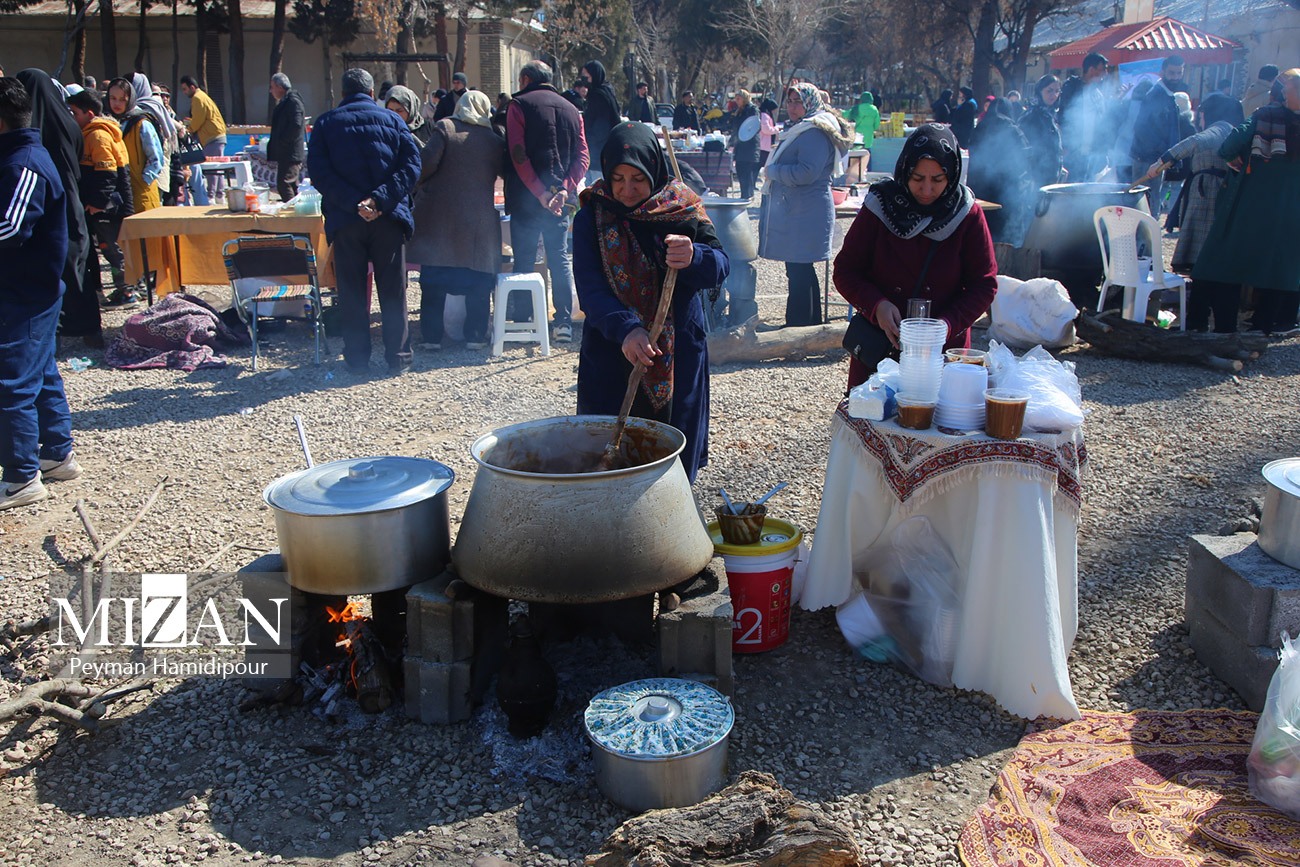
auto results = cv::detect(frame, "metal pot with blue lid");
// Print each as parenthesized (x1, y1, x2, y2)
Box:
(263, 456, 455, 594)
(584, 678, 733, 812)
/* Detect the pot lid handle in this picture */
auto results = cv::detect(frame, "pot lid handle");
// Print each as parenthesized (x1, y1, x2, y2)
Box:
(347, 462, 378, 481)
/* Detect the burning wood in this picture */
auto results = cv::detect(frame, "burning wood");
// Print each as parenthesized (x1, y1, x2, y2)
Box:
(324, 602, 395, 714)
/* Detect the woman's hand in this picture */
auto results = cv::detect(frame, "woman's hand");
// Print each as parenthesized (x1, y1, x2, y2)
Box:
(875, 299, 902, 347)
(664, 234, 693, 270)
(622, 326, 662, 367)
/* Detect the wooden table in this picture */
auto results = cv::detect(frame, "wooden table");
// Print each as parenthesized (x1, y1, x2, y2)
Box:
(802, 403, 1087, 719)
(121, 205, 334, 299)
(675, 151, 734, 196)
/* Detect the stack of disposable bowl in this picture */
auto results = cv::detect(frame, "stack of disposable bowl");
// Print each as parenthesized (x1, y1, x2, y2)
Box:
(934, 360, 989, 430)
(897, 318, 948, 403)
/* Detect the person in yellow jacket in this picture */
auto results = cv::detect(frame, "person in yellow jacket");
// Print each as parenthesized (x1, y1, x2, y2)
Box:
(180, 74, 227, 200)
(107, 77, 162, 215)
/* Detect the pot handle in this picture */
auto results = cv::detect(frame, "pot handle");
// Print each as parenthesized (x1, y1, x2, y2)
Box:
(293, 414, 315, 468)
(1034, 192, 1051, 218)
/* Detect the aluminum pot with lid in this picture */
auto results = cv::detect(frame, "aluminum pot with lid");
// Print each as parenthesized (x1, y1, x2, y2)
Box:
(584, 678, 733, 812)
(263, 456, 454, 594)
(1260, 458, 1300, 571)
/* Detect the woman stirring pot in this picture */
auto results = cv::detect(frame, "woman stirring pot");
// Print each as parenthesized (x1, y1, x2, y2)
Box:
(833, 124, 998, 390)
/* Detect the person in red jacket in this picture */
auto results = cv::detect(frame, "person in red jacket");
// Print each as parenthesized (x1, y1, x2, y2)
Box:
(833, 123, 997, 390)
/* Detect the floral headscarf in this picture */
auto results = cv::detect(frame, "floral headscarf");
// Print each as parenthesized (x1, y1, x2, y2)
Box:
(863, 122, 974, 240)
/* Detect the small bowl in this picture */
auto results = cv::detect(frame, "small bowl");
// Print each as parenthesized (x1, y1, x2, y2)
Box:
(832, 187, 849, 206)
(715, 503, 767, 545)
(945, 348, 987, 365)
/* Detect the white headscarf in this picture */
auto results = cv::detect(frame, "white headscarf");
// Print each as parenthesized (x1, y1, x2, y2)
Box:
(452, 89, 494, 128)
(131, 72, 179, 146)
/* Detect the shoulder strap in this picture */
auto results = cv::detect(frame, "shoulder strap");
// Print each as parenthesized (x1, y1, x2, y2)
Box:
(910, 239, 940, 298)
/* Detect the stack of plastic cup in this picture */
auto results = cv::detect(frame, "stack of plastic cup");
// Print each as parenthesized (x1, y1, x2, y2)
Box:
(898, 318, 948, 402)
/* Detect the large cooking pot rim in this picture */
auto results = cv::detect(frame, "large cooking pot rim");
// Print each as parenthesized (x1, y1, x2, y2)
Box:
(470, 415, 686, 480)
(263, 455, 454, 516)
(1039, 182, 1149, 195)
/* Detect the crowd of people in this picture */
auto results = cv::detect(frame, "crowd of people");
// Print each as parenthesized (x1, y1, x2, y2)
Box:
(1, 55, 1296, 511)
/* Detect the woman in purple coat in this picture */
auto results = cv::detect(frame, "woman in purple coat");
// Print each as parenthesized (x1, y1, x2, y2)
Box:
(574, 122, 730, 482)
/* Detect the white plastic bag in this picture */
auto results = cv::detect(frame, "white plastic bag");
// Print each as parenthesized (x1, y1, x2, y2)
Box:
(988, 275, 1078, 349)
(1249, 633, 1300, 819)
(987, 340, 1086, 432)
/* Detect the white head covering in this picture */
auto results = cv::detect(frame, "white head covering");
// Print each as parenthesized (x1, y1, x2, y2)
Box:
(131, 72, 179, 146)
(452, 89, 494, 128)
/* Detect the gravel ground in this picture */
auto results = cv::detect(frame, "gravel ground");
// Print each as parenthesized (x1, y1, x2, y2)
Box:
(1, 229, 1297, 866)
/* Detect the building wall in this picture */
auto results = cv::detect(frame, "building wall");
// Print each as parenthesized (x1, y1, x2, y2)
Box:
(0, 13, 541, 124)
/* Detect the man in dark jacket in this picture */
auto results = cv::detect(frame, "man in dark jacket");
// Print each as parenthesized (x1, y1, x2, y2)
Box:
(1058, 51, 1110, 181)
(949, 86, 978, 147)
(505, 60, 589, 343)
(434, 72, 468, 121)
(0, 77, 80, 510)
(307, 68, 422, 375)
(561, 79, 587, 111)
(268, 72, 306, 201)
(1130, 54, 1185, 215)
(672, 91, 699, 131)
(625, 82, 654, 123)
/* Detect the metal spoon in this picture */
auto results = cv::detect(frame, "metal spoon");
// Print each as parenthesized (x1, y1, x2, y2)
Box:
(752, 481, 788, 507)
(719, 488, 740, 515)
(293, 413, 315, 468)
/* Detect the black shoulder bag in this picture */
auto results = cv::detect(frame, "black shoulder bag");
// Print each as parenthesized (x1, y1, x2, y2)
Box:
(841, 239, 939, 371)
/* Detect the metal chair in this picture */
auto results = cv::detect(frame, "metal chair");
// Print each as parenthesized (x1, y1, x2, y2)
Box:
(222, 234, 326, 369)
(1093, 206, 1187, 329)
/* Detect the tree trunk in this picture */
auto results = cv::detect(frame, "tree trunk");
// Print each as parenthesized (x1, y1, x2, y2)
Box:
(134, 0, 148, 72)
(454, 9, 469, 74)
(971, 0, 997, 99)
(204, 28, 225, 110)
(195, 0, 208, 90)
(73, 23, 86, 83)
(394, 0, 413, 86)
(101, 0, 119, 79)
(321, 39, 335, 108)
(434, 12, 451, 89)
(228, 0, 246, 123)
(171, 0, 180, 96)
(267, 0, 287, 121)
(1010, 17, 1039, 93)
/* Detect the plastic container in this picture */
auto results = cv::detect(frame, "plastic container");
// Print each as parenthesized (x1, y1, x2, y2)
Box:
(708, 517, 802, 653)
(938, 361, 989, 406)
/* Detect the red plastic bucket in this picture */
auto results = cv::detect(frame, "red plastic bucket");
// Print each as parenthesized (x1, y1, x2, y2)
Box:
(707, 518, 802, 653)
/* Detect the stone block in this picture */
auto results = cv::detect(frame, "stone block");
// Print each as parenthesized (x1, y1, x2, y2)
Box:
(242, 648, 298, 682)
(1186, 533, 1300, 648)
(1186, 597, 1278, 712)
(657, 558, 734, 695)
(237, 569, 301, 650)
(404, 656, 473, 725)
(406, 573, 474, 663)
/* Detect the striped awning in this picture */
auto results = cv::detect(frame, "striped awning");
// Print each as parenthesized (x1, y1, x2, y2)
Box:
(1048, 16, 1241, 69)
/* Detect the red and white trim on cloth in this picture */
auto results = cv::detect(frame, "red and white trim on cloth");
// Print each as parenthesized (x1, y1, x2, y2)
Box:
(835, 399, 1087, 515)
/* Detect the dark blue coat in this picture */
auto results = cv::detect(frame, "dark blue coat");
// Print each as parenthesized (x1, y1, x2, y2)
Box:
(307, 93, 422, 243)
(572, 204, 729, 483)
(0, 128, 68, 311)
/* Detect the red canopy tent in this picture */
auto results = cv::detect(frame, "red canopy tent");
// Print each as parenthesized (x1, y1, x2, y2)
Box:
(1048, 16, 1241, 70)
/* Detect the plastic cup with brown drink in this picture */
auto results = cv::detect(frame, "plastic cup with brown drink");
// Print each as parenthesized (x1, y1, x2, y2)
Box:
(944, 348, 987, 366)
(895, 394, 936, 431)
(983, 388, 1029, 440)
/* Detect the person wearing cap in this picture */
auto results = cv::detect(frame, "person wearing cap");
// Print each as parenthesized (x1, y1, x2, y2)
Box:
(435, 72, 468, 121)
(625, 81, 653, 123)
(307, 68, 422, 375)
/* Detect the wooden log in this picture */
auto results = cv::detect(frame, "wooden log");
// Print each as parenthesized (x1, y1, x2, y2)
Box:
(1075, 310, 1268, 372)
(585, 770, 863, 867)
(708, 318, 846, 366)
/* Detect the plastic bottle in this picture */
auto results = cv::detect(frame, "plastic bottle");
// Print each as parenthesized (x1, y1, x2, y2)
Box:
(67, 357, 93, 373)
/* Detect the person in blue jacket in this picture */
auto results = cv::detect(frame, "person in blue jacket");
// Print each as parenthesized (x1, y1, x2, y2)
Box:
(308, 68, 422, 375)
(573, 122, 729, 482)
(0, 77, 81, 510)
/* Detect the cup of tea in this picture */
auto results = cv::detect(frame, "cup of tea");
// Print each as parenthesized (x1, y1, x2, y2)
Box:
(906, 298, 932, 320)
(895, 394, 936, 431)
(944, 348, 987, 366)
(984, 388, 1029, 440)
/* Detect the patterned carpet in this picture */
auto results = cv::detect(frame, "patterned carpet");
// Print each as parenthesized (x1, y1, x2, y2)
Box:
(959, 709, 1300, 866)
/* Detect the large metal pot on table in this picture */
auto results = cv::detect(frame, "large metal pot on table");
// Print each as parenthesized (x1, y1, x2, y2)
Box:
(452, 416, 715, 604)
(1260, 459, 1300, 571)
(263, 456, 455, 594)
(1022, 182, 1149, 307)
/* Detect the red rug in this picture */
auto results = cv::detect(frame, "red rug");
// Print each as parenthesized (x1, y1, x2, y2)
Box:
(959, 709, 1300, 867)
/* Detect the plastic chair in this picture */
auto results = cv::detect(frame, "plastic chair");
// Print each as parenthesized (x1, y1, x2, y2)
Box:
(1093, 206, 1187, 329)
(222, 234, 325, 370)
(491, 272, 551, 357)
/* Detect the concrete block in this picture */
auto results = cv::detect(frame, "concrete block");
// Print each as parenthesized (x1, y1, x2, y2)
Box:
(403, 656, 473, 725)
(1186, 534, 1300, 648)
(237, 570, 301, 650)
(406, 573, 474, 663)
(242, 648, 298, 682)
(658, 558, 734, 694)
(1186, 597, 1278, 712)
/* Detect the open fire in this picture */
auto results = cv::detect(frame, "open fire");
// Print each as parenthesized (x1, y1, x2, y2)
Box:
(319, 601, 396, 714)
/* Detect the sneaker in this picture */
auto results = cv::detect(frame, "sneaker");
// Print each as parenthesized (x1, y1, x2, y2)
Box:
(1268, 325, 1300, 339)
(0, 477, 49, 511)
(418, 342, 442, 351)
(40, 453, 83, 482)
(103, 289, 142, 309)
(465, 341, 488, 350)
(553, 323, 573, 343)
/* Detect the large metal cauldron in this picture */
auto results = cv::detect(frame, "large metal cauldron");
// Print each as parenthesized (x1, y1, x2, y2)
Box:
(702, 196, 758, 326)
(1022, 183, 1149, 304)
(452, 416, 715, 604)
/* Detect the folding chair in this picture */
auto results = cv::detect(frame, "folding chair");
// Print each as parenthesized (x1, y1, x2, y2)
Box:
(222, 234, 326, 369)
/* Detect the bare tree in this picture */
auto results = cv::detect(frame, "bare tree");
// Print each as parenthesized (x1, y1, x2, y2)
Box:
(718, 0, 853, 97)
(990, 0, 1081, 92)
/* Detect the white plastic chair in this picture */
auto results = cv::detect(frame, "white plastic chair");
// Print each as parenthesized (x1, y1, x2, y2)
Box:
(1093, 206, 1187, 330)
(491, 272, 551, 357)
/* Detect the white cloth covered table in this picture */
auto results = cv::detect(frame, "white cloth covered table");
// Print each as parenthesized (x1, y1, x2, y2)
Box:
(802, 403, 1087, 720)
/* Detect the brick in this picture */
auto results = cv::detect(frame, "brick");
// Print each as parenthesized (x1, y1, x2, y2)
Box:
(403, 657, 473, 725)
(657, 559, 734, 694)
(1186, 534, 1300, 648)
(406, 573, 475, 663)
(1186, 597, 1279, 712)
